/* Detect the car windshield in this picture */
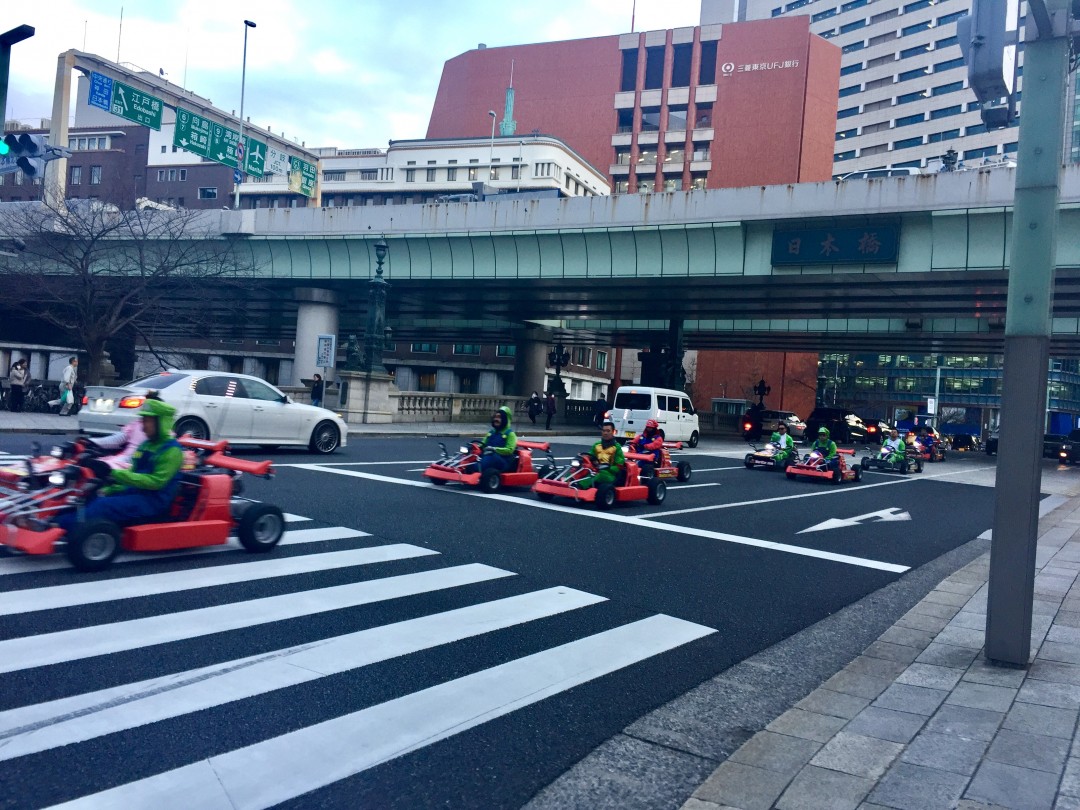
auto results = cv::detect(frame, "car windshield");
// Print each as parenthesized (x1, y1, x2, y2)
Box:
(127, 372, 187, 390)
(614, 393, 652, 410)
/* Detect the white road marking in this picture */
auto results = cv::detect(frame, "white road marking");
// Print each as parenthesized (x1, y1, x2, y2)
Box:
(282, 513, 310, 523)
(276, 460, 436, 467)
(0, 564, 513, 674)
(798, 507, 911, 535)
(676, 483, 722, 489)
(0, 526, 370, 577)
(50, 615, 715, 810)
(0, 545, 436, 616)
(977, 495, 1068, 539)
(290, 465, 909, 573)
(655, 468, 974, 518)
(0, 587, 606, 762)
(689, 467, 745, 473)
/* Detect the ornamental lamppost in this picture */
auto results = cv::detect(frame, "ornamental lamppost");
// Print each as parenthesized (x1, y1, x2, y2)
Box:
(753, 377, 771, 407)
(548, 343, 571, 396)
(361, 238, 389, 374)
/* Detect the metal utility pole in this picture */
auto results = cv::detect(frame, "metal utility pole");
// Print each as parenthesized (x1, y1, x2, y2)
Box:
(0, 25, 35, 129)
(985, 0, 1072, 666)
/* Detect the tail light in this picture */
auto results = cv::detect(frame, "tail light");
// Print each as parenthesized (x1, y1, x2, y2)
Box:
(118, 395, 146, 409)
(743, 422, 752, 432)
(81, 395, 88, 405)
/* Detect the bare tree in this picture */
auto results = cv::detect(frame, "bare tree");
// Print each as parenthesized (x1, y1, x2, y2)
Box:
(0, 196, 257, 384)
(938, 406, 968, 425)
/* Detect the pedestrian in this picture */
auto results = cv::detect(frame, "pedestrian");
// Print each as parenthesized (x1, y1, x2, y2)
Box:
(311, 373, 325, 408)
(7, 358, 29, 413)
(592, 393, 609, 427)
(526, 391, 542, 425)
(55, 356, 78, 416)
(544, 391, 557, 430)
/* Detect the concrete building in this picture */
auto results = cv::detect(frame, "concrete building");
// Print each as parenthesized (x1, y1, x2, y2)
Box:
(730, 0, 1026, 173)
(427, 17, 841, 192)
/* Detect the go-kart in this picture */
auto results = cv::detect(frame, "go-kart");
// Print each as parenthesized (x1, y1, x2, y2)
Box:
(0, 437, 284, 572)
(911, 439, 946, 463)
(628, 441, 692, 483)
(423, 439, 551, 492)
(532, 451, 666, 509)
(860, 445, 923, 475)
(785, 447, 861, 484)
(744, 442, 796, 471)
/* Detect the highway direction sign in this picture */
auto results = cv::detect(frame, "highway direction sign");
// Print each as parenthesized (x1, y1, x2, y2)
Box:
(109, 78, 163, 130)
(173, 107, 264, 177)
(288, 156, 317, 198)
(172, 107, 212, 157)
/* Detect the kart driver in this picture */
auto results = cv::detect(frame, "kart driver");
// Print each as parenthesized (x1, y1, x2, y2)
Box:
(630, 418, 664, 476)
(57, 398, 184, 532)
(808, 426, 839, 472)
(881, 428, 907, 464)
(579, 420, 626, 490)
(769, 422, 796, 464)
(918, 427, 936, 454)
(476, 406, 518, 476)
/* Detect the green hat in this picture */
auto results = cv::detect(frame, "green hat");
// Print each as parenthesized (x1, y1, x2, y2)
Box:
(139, 397, 176, 435)
(817, 426, 830, 436)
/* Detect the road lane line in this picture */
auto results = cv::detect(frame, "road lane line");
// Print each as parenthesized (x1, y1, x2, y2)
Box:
(50, 615, 715, 810)
(0, 564, 513, 674)
(0, 587, 606, 763)
(283, 513, 310, 523)
(290, 465, 909, 573)
(0, 526, 371, 577)
(689, 467, 744, 473)
(654, 468, 975, 517)
(675, 483, 722, 489)
(0, 546, 437, 617)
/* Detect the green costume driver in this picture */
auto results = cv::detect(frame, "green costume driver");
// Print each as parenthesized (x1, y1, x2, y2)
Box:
(808, 426, 839, 472)
(578, 421, 625, 489)
(769, 423, 796, 463)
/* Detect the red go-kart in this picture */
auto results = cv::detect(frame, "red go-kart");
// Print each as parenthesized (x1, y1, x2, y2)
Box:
(423, 439, 551, 493)
(910, 439, 946, 463)
(785, 447, 862, 484)
(0, 437, 285, 572)
(532, 451, 666, 509)
(630, 441, 692, 483)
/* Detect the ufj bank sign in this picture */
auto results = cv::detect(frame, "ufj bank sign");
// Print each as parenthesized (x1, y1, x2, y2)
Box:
(720, 59, 801, 76)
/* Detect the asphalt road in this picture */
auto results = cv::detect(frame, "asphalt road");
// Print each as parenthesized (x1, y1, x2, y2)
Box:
(0, 436, 1037, 809)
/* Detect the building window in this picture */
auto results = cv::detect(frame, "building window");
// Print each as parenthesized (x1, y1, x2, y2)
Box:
(839, 19, 866, 33)
(871, 8, 898, 23)
(663, 178, 682, 191)
(496, 345, 516, 357)
(867, 53, 895, 68)
(903, 0, 931, 11)
(596, 351, 608, 371)
(617, 108, 635, 134)
(694, 102, 713, 128)
(468, 159, 479, 181)
(511, 159, 521, 180)
(865, 76, 894, 90)
(615, 180, 630, 194)
(840, 63, 864, 76)
(699, 40, 717, 84)
(935, 35, 959, 48)
(620, 48, 638, 92)
(667, 105, 688, 130)
(640, 106, 661, 132)
(323, 170, 346, 181)
(836, 128, 857, 141)
(864, 98, 892, 112)
(932, 81, 964, 96)
(930, 104, 962, 119)
(179, 169, 187, 180)
(70, 166, 82, 184)
(841, 0, 867, 10)
(898, 67, 929, 82)
(965, 123, 988, 136)
(897, 90, 927, 104)
(895, 113, 925, 127)
(837, 106, 860, 119)
(574, 347, 591, 366)
(860, 144, 888, 156)
(690, 173, 707, 189)
(934, 57, 965, 72)
(638, 149, 658, 165)
(160, 145, 167, 153)
(863, 121, 890, 134)
(901, 43, 930, 59)
(616, 148, 632, 165)
(902, 21, 932, 36)
(359, 169, 377, 181)
(405, 169, 415, 182)
(157, 169, 165, 181)
(446, 160, 457, 181)
(842, 41, 865, 54)
(411, 343, 437, 353)
(637, 178, 655, 193)
(490, 158, 500, 180)
(198, 187, 217, 199)
(812, 7, 838, 22)
(426, 167, 436, 182)
(927, 128, 960, 143)
(894, 136, 924, 149)
(644, 46, 664, 90)
(835, 150, 856, 161)
(453, 344, 481, 355)
(938, 10, 967, 25)
(839, 84, 861, 97)
(89, 165, 102, 184)
(964, 146, 999, 160)
(671, 43, 692, 87)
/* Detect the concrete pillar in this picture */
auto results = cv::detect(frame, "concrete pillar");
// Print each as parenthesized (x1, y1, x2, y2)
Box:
(436, 368, 456, 393)
(511, 324, 552, 396)
(293, 288, 340, 387)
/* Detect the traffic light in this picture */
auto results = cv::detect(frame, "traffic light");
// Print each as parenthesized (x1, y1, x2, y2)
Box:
(957, 0, 1019, 128)
(2, 132, 49, 178)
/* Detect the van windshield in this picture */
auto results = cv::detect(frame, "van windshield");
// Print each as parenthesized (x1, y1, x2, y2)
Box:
(614, 392, 652, 410)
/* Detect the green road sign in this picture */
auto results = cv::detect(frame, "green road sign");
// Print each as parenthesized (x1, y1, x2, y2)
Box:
(173, 107, 212, 157)
(288, 156, 317, 198)
(209, 121, 241, 169)
(110, 80, 163, 130)
(243, 135, 266, 177)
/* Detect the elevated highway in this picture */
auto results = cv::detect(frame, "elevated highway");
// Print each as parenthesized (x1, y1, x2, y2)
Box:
(207, 164, 1080, 356)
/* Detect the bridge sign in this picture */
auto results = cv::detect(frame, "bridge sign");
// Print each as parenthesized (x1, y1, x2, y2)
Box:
(108, 79, 163, 130)
(288, 156, 317, 198)
(772, 224, 900, 265)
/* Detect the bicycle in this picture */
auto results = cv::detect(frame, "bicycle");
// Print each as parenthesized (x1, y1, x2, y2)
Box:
(23, 384, 59, 414)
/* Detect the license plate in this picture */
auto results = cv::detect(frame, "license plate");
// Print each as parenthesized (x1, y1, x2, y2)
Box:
(92, 398, 114, 412)
(624, 431, 635, 437)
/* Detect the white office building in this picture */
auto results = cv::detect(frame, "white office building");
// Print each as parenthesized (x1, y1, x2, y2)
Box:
(723, 0, 1030, 174)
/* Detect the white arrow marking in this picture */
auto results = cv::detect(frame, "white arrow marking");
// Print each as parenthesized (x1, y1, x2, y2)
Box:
(798, 507, 911, 534)
(116, 86, 129, 111)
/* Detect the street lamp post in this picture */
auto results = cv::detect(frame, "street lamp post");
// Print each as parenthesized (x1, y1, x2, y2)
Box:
(548, 343, 571, 397)
(233, 19, 256, 211)
(487, 110, 497, 182)
(362, 239, 390, 375)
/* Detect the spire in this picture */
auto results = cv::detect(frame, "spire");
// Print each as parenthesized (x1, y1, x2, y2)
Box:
(499, 59, 517, 136)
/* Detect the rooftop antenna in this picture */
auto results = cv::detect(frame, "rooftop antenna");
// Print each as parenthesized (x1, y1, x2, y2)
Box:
(83, 20, 87, 51)
(183, 31, 189, 87)
(631, 0, 637, 32)
(116, 6, 123, 63)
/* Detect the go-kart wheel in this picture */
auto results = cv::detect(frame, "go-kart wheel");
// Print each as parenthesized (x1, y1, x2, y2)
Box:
(853, 466, 862, 482)
(537, 464, 554, 479)
(832, 468, 842, 484)
(238, 503, 285, 553)
(65, 519, 121, 572)
(861, 458, 870, 470)
(916, 459, 924, 473)
(939, 451, 947, 462)
(309, 421, 340, 455)
(595, 483, 616, 510)
(429, 477, 447, 485)
(688, 431, 699, 448)
(647, 477, 667, 505)
(480, 469, 502, 493)
(536, 491, 554, 501)
(901, 460, 909, 475)
(174, 416, 209, 441)
(744, 454, 754, 469)
(677, 461, 692, 482)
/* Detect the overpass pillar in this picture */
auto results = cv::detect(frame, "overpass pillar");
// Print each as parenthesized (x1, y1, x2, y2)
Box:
(511, 324, 551, 396)
(292, 288, 339, 387)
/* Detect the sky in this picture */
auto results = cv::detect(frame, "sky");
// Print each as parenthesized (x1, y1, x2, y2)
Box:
(5, 0, 704, 149)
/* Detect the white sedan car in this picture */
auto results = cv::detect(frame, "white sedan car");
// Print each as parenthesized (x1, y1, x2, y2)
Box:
(78, 370, 348, 454)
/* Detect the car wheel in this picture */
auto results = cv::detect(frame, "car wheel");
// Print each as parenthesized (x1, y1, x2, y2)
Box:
(688, 431, 699, 448)
(65, 519, 121, 572)
(677, 461, 692, 482)
(430, 477, 448, 485)
(647, 478, 667, 505)
(174, 416, 209, 441)
(595, 483, 616, 510)
(480, 469, 502, 493)
(916, 460, 924, 473)
(238, 503, 285, 552)
(832, 469, 842, 484)
(744, 454, 754, 468)
(309, 421, 340, 454)
(861, 458, 870, 470)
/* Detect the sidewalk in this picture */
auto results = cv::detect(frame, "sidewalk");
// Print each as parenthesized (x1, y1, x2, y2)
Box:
(682, 492, 1080, 810)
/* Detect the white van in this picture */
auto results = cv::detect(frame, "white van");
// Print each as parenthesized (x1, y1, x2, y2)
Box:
(608, 386, 700, 447)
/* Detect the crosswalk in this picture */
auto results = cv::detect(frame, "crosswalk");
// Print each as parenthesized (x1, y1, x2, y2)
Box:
(0, 515, 715, 809)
